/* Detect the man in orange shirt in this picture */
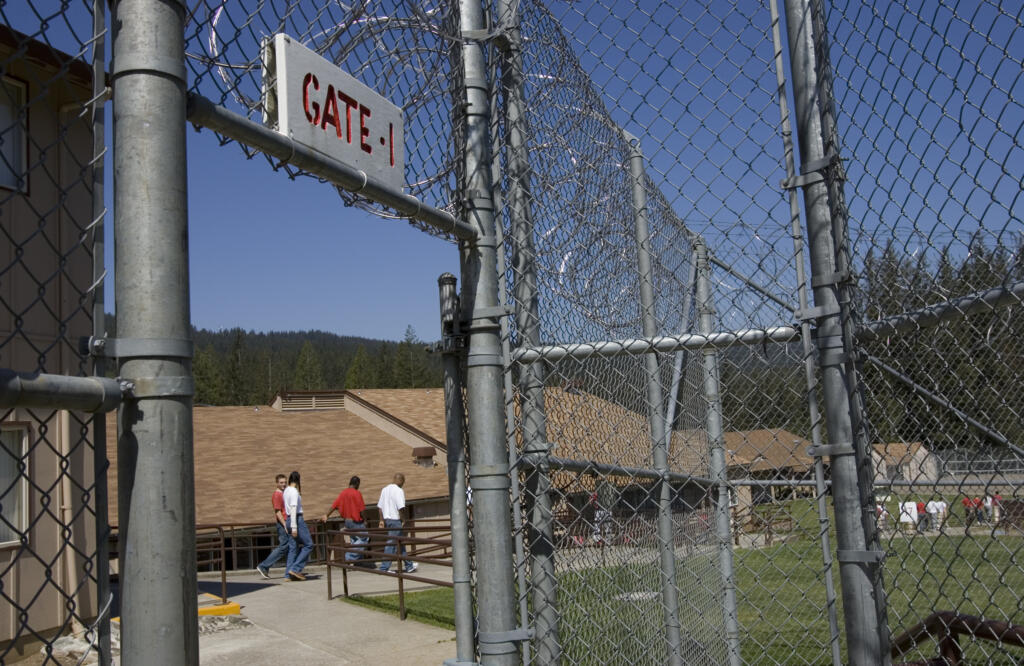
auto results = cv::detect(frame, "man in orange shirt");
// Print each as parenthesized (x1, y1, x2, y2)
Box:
(256, 474, 291, 578)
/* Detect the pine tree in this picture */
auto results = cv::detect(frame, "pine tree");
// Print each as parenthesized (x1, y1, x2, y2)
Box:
(392, 325, 434, 388)
(292, 341, 326, 390)
(345, 344, 376, 388)
(224, 329, 247, 404)
(192, 344, 227, 405)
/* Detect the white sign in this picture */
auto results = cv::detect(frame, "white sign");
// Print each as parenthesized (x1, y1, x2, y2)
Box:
(262, 34, 404, 190)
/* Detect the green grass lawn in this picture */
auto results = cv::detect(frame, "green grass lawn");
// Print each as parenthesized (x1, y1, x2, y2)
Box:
(339, 587, 457, 630)
(339, 532, 1024, 664)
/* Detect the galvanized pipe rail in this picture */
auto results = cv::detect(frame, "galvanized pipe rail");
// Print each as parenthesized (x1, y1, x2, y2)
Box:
(0, 370, 123, 412)
(512, 326, 801, 364)
(857, 281, 1024, 341)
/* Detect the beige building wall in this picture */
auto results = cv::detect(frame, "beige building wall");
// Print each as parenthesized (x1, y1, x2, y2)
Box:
(0, 32, 98, 653)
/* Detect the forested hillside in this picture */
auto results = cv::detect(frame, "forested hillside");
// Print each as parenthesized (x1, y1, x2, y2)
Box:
(100, 319, 443, 405)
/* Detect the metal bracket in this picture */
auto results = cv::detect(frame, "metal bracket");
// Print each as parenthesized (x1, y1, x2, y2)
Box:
(471, 305, 512, 320)
(811, 269, 852, 288)
(807, 442, 855, 458)
(780, 172, 825, 190)
(86, 336, 194, 360)
(837, 549, 885, 564)
(478, 627, 534, 655)
(124, 376, 195, 399)
(801, 152, 840, 175)
(795, 304, 841, 322)
(465, 352, 503, 368)
(468, 464, 511, 490)
(818, 350, 854, 367)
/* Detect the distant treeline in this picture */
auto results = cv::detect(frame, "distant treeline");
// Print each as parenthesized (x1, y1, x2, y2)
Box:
(103, 318, 442, 405)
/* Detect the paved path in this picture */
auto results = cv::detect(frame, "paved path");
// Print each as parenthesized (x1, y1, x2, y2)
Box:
(198, 564, 457, 665)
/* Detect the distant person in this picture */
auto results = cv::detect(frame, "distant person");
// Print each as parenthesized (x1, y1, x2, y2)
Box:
(973, 496, 985, 525)
(916, 500, 927, 532)
(284, 470, 313, 581)
(962, 496, 974, 527)
(937, 498, 948, 528)
(324, 475, 370, 564)
(899, 501, 917, 532)
(925, 498, 940, 531)
(256, 474, 291, 579)
(992, 490, 1004, 524)
(983, 494, 994, 523)
(377, 473, 417, 574)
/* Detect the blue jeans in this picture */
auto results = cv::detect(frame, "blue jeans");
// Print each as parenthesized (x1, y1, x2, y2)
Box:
(381, 518, 412, 572)
(285, 514, 313, 574)
(259, 522, 293, 571)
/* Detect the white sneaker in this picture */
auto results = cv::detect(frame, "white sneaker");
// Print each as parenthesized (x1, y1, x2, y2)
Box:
(405, 563, 418, 573)
(256, 566, 269, 579)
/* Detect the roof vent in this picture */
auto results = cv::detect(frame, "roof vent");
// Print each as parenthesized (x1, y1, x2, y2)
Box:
(413, 446, 437, 468)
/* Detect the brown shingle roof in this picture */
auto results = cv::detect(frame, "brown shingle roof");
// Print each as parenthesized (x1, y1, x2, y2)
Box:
(872, 442, 924, 465)
(346, 388, 448, 445)
(722, 429, 815, 473)
(105, 406, 450, 526)
(535, 388, 707, 473)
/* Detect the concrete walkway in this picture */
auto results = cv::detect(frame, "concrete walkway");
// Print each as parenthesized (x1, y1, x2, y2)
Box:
(198, 564, 457, 665)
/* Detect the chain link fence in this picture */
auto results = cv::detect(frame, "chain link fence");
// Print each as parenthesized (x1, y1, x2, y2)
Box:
(496, 0, 1023, 664)
(4, 0, 1022, 664)
(0, 3, 110, 663)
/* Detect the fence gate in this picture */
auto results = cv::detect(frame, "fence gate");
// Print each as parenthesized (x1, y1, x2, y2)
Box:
(491, 1, 1024, 666)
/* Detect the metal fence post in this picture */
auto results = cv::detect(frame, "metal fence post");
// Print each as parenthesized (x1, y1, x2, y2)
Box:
(439, 273, 476, 664)
(782, 1, 888, 663)
(625, 132, 683, 665)
(112, 0, 198, 662)
(497, 0, 561, 661)
(769, 1, 842, 661)
(694, 238, 742, 666)
(458, 0, 519, 663)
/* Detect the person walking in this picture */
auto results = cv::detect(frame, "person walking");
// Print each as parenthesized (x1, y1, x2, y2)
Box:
(323, 475, 369, 564)
(284, 470, 313, 581)
(377, 473, 417, 573)
(256, 474, 292, 578)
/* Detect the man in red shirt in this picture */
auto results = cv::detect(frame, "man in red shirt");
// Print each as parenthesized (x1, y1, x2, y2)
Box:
(256, 474, 291, 578)
(323, 476, 370, 564)
(325, 475, 367, 527)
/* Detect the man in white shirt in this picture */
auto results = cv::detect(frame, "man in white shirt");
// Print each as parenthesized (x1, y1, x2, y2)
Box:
(925, 499, 940, 531)
(378, 473, 417, 573)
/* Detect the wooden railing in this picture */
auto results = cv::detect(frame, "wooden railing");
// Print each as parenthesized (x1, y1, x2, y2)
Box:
(892, 611, 1024, 665)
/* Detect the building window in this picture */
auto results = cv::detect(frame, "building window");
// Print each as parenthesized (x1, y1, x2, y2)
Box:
(0, 77, 27, 192)
(0, 423, 29, 545)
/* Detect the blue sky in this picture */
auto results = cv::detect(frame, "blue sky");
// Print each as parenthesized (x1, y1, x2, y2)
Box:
(177, 122, 459, 341)
(7, 1, 1021, 341)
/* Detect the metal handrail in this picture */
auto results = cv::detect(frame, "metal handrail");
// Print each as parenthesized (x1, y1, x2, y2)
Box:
(324, 521, 454, 620)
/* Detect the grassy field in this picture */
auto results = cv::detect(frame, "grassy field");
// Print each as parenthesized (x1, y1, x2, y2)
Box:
(341, 531, 1024, 665)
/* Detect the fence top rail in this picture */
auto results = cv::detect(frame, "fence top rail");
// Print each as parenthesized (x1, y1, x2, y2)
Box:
(512, 326, 801, 363)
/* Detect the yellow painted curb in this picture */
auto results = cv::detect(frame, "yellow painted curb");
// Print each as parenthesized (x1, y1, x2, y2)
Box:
(197, 593, 241, 616)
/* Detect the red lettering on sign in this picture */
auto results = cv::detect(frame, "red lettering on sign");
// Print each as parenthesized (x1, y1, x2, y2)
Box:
(359, 104, 373, 155)
(320, 84, 342, 138)
(337, 91, 358, 144)
(302, 73, 320, 125)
